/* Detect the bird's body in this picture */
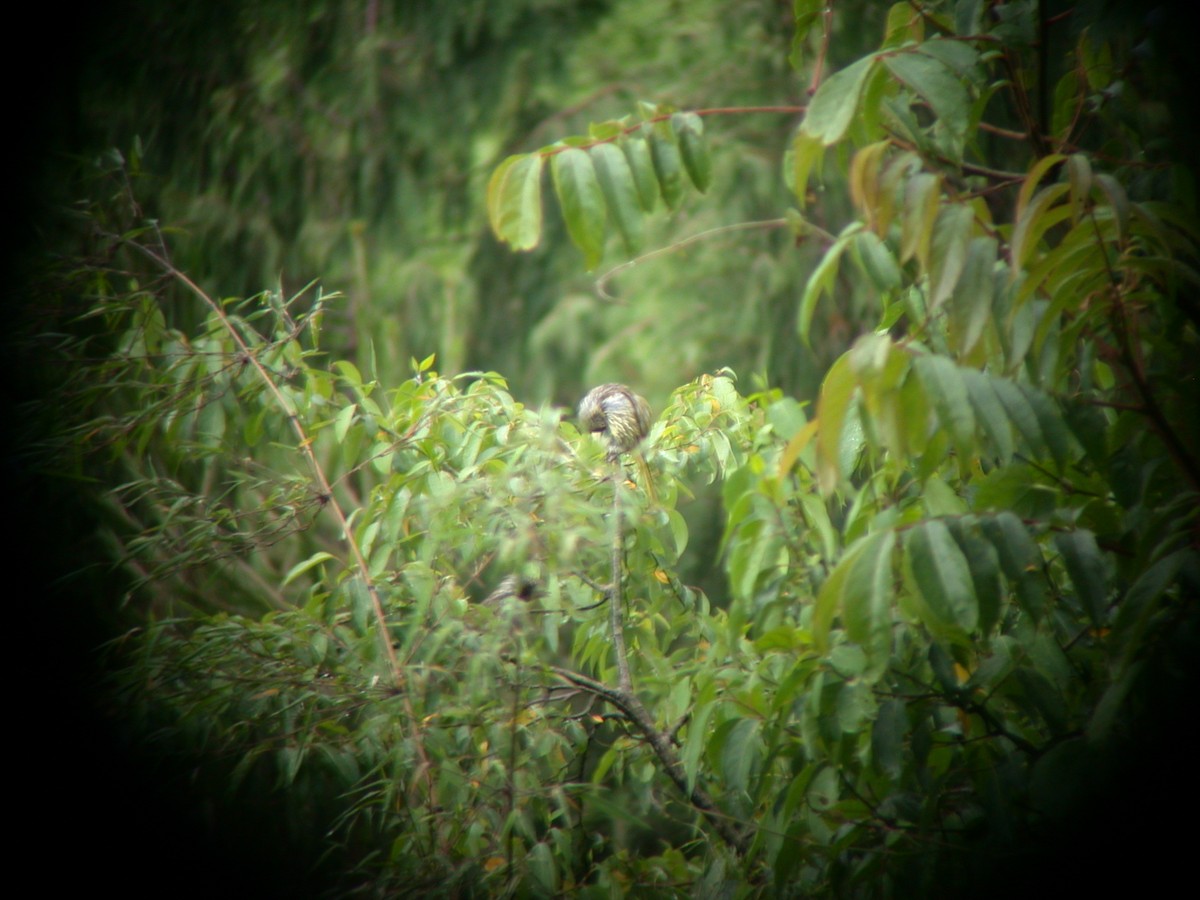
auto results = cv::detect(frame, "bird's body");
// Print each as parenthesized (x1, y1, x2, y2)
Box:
(578, 383, 652, 461)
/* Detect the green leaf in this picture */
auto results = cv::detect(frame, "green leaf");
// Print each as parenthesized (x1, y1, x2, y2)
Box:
(282, 551, 336, 587)
(486, 152, 544, 250)
(840, 530, 897, 668)
(949, 236, 998, 354)
(928, 203, 974, 308)
(851, 230, 902, 293)
(682, 696, 718, 793)
(979, 512, 1045, 620)
(905, 519, 978, 631)
(717, 717, 761, 794)
(589, 142, 645, 256)
(946, 517, 1004, 635)
(884, 48, 970, 159)
(814, 350, 857, 495)
(789, 128, 825, 206)
(1018, 384, 1073, 469)
(800, 223, 861, 345)
(1113, 550, 1186, 664)
(648, 122, 685, 209)
(989, 378, 1045, 457)
(672, 111, 712, 192)
(803, 55, 877, 145)
(1054, 529, 1108, 626)
(960, 369, 1014, 464)
(1093, 173, 1129, 241)
(1010, 183, 1070, 270)
(333, 402, 356, 442)
(900, 173, 940, 267)
(550, 147, 607, 270)
(619, 133, 659, 212)
(913, 355, 974, 460)
(871, 698, 906, 779)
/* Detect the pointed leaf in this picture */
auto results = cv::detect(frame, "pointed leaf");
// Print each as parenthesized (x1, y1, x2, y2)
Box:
(802, 55, 878, 145)
(800, 224, 861, 344)
(871, 698, 906, 779)
(841, 530, 898, 667)
(905, 519, 978, 631)
(789, 129, 826, 207)
(990, 378, 1045, 456)
(589, 142, 645, 255)
(1018, 384, 1073, 469)
(1011, 183, 1071, 270)
(620, 133, 659, 212)
(814, 350, 857, 495)
(913, 355, 974, 459)
(487, 153, 544, 250)
(946, 518, 1004, 635)
(672, 111, 712, 192)
(900, 173, 941, 266)
(928, 203, 974, 307)
(550, 147, 607, 270)
(649, 123, 685, 209)
(949, 236, 998, 354)
(1054, 529, 1109, 626)
(884, 49, 970, 158)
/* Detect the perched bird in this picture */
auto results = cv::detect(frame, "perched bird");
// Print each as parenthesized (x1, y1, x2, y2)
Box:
(578, 383, 653, 461)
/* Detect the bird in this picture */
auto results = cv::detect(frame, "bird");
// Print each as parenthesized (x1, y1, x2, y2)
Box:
(578, 383, 653, 461)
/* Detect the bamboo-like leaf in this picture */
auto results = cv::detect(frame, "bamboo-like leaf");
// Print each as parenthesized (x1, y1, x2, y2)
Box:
(802, 55, 878, 145)
(282, 550, 336, 587)
(550, 147, 607, 270)
(1066, 153, 1093, 223)
(1015, 153, 1066, 222)
(905, 519, 978, 631)
(672, 111, 711, 193)
(1094, 172, 1130, 241)
(589, 142, 644, 256)
(487, 152, 544, 250)
(1010, 183, 1070, 271)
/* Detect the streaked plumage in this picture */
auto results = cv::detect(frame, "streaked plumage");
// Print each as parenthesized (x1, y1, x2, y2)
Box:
(578, 383, 652, 460)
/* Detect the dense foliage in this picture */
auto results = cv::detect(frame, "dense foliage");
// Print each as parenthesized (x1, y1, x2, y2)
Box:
(22, 0, 1199, 896)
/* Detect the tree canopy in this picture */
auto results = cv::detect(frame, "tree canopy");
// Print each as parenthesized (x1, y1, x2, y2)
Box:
(13, 0, 1200, 896)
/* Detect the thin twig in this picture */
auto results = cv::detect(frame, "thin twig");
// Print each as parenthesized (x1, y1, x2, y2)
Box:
(595, 219, 788, 300)
(547, 664, 750, 855)
(609, 468, 634, 694)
